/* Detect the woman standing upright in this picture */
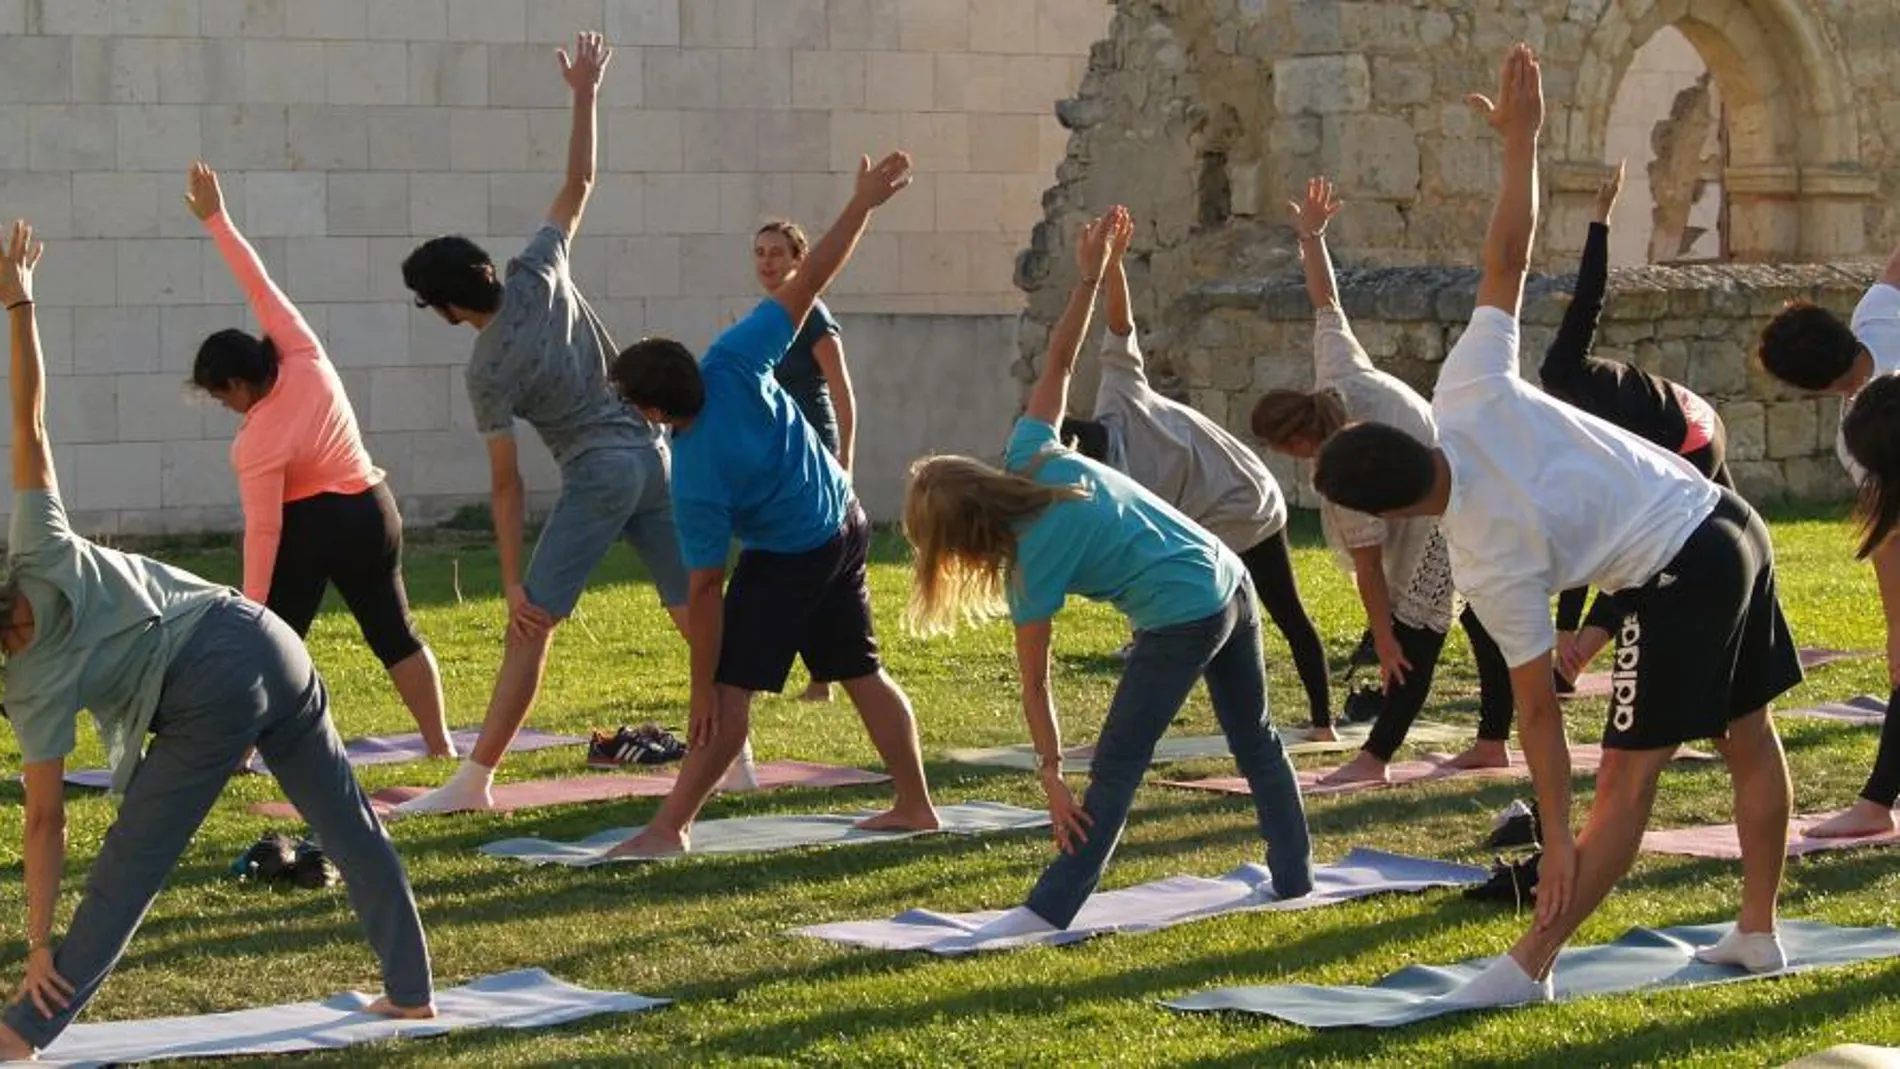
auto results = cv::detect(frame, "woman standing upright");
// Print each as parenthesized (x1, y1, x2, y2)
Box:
(186, 162, 453, 755)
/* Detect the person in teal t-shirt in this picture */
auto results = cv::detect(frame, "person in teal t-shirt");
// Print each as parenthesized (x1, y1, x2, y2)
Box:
(900, 208, 1312, 931)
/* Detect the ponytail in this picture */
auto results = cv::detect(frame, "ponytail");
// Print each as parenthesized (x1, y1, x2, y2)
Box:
(1251, 388, 1349, 451)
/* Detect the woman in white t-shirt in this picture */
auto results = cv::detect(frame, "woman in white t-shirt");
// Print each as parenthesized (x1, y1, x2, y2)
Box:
(1250, 178, 1514, 784)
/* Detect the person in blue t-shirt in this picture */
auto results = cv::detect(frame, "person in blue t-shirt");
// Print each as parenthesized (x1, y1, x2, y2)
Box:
(605, 152, 937, 857)
(899, 207, 1313, 931)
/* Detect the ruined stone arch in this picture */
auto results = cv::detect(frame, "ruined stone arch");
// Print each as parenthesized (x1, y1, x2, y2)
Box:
(1566, 0, 1871, 261)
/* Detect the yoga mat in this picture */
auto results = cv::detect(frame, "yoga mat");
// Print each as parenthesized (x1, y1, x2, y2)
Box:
(795, 848, 1485, 955)
(1564, 648, 1869, 701)
(248, 761, 891, 821)
(1165, 919, 1900, 1028)
(1159, 744, 1716, 798)
(1784, 1045, 1900, 1068)
(482, 800, 1050, 867)
(35, 968, 665, 1067)
(1642, 812, 1900, 859)
(944, 721, 1469, 771)
(1782, 694, 1889, 726)
(48, 727, 587, 790)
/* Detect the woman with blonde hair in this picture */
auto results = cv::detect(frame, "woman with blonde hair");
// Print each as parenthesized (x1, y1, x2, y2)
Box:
(1251, 177, 1514, 785)
(903, 208, 1312, 931)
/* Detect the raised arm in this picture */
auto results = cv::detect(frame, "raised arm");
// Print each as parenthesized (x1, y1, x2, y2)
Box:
(1539, 162, 1621, 392)
(187, 162, 319, 359)
(1024, 211, 1118, 427)
(773, 152, 913, 332)
(1289, 176, 1344, 312)
(2, 222, 52, 492)
(1093, 209, 1150, 394)
(1104, 211, 1135, 336)
(547, 32, 611, 238)
(1469, 44, 1544, 316)
(813, 334, 857, 473)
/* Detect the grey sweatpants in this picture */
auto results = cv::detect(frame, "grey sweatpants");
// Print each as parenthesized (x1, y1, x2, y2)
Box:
(2, 598, 433, 1048)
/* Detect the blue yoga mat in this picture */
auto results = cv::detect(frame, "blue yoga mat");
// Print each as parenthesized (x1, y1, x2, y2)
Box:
(1167, 920, 1900, 1028)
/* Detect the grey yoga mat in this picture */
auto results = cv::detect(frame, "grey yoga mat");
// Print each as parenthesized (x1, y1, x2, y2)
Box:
(944, 722, 1469, 770)
(1166, 919, 1900, 1029)
(795, 848, 1485, 955)
(35, 968, 665, 1067)
(482, 800, 1051, 867)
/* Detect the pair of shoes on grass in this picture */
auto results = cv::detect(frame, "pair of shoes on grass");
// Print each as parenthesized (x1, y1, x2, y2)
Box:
(587, 723, 688, 769)
(231, 831, 337, 890)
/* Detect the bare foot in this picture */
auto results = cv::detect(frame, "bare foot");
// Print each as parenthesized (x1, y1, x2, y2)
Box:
(1443, 740, 1512, 770)
(1807, 799, 1898, 839)
(1299, 725, 1340, 743)
(1318, 752, 1389, 785)
(605, 827, 689, 858)
(799, 681, 834, 703)
(855, 804, 942, 832)
(0, 1022, 35, 1060)
(364, 996, 437, 1020)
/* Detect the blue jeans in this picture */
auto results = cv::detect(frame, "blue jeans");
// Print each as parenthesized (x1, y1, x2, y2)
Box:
(2, 600, 433, 1048)
(524, 443, 688, 617)
(1025, 580, 1315, 928)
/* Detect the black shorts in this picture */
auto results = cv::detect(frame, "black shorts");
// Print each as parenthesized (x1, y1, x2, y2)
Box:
(715, 501, 881, 693)
(1600, 487, 1802, 750)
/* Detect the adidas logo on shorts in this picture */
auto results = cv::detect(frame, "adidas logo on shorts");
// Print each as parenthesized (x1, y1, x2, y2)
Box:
(1611, 616, 1642, 732)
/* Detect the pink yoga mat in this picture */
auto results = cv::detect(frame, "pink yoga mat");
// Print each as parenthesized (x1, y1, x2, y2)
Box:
(1159, 744, 1715, 798)
(1781, 694, 1888, 726)
(1564, 648, 1869, 700)
(246, 761, 891, 820)
(1641, 812, 1900, 859)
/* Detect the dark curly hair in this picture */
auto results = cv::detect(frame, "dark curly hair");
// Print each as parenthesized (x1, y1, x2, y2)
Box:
(1757, 300, 1863, 392)
(1313, 421, 1437, 515)
(401, 236, 503, 315)
(611, 338, 705, 420)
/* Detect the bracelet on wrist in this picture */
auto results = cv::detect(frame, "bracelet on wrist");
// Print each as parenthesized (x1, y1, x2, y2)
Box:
(1033, 751, 1064, 776)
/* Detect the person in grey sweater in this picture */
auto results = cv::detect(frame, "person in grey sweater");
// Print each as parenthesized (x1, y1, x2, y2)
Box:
(1060, 210, 1334, 738)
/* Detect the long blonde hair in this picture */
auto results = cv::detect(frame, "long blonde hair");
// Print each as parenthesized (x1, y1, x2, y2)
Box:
(902, 453, 1090, 635)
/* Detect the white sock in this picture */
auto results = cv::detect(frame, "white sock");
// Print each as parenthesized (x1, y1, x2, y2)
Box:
(971, 908, 1058, 941)
(1444, 954, 1555, 1008)
(1693, 928, 1786, 973)
(719, 739, 760, 793)
(391, 760, 494, 816)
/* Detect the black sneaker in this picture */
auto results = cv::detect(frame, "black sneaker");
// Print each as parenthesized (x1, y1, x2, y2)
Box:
(290, 838, 339, 889)
(628, 724, 688, 765)
(1464, 852, 1540, 906)
(231, 831, 298, 883)
(1486, 799, 1542, 849)
(587, 726, 646, 769)
(1340, 685, 1384, 726)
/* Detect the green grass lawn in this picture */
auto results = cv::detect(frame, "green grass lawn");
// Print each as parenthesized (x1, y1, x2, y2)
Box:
(5, 507, 1900, 1066)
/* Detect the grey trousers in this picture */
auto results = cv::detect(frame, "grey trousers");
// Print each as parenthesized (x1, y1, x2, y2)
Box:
(3, 598, 433, 1048)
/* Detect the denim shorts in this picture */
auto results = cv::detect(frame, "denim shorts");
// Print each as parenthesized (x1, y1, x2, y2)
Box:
(524, 443, 689, 617)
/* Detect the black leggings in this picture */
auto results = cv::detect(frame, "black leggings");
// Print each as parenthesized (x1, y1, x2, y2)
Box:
(1860, 687, 1900, 808)
(1238, 531, 1332, 728)
(1365, 606, 1514, 761)
(267, 482, 425, 668)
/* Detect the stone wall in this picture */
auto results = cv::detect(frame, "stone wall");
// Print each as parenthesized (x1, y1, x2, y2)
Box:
(1163, 260, 1875, 508)
(0, 0, 1113, 533)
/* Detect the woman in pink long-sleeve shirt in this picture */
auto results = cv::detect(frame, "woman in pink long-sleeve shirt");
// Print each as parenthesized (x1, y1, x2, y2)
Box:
(186, 162, 454, 757)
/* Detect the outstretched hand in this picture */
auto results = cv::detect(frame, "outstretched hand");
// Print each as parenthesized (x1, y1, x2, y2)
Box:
(0, 221, 44, 309)
(1075, 207, 1122, 282)
(1105, 207, 1135, 267)
(1288, 175, 1343, 239)
(853, 151, 914, 209)
(1594, 159, 1626, 223)
(184, 161, 224, 222)
(558, 31, 613, 94)
(1466, 42, 1544, 139)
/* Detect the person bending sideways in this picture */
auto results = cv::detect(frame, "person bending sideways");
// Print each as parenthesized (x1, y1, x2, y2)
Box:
(1756, 233, 1900, 839)
(1537, 160, 1734, 691)
(752, 219, 859, 704)
(604, 152, 938, 857)
(902, 207, 1313, 932)
(395, 34, 709, 814)
(1313, 45, 1799, 1005)
(186, 161, 454, 758)
(0, 223, 434, 1061)
(1058, 210, 1335, 742)
(1252, 176, 1514, 783)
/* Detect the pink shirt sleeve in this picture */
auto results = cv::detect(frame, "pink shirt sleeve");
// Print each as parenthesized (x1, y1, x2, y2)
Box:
(203, 210, 321, 365)
(232, 430, 288, 603)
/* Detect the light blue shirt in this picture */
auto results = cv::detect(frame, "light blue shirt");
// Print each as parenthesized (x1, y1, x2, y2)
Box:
(670, 299, 852, 570)
(1004, 417, 1242, 631)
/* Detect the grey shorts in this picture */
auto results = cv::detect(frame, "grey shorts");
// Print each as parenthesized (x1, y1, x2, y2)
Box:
(524, 443, 689, 617)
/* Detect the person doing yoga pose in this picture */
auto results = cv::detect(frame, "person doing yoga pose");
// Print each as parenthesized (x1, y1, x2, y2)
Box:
(1536, 160, 1733, 690)
(1251, 177, 1514, 784)
(1312, 44, 1800, 1003)
(1756, 233, 1900, 839)
(0, 222, 435, 1061)
(901, 207, 1312, 931)
(185, 161, 453, 758)
(605, 151, 937, 857)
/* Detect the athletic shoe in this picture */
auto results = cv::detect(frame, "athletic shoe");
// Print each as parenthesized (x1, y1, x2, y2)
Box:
(1486, 799, 1542, 849)
(1464, 852, 1540, 907)
(587, 724, 688, 769)
(1340, 684, 1384, 726)
(630, 724, 688, 765)
(231, 831, 299, 883)
(290, 838, 339, 889)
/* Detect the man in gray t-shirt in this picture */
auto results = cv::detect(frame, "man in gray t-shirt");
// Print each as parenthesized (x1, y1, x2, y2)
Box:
(396, 32, 690, 815)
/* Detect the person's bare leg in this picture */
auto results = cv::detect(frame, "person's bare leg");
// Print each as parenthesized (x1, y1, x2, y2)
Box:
(364, 996, 438, 1019)
(839, 670, 938, 830)
(1318, 749, 1389, 785)
(799, 679, 834, 702)
(1445, 737, 1512, 770)
(1300, 724, 1339, 743)
(390, 626, 556, 815)
(1714, 708, 1790, 932)
(1506, 747, 1672, 979)
(665, 603, 689, 637)
(0, 1022, 31, 1059)
(387, 646, 454, 757)
(1808, 799, 1897, 838)
(610, 686, 753, 856)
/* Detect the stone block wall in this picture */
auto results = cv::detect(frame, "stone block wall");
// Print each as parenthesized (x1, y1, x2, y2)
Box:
(1158, 260, 1875, 509)
(0, 0, 1112, 533)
